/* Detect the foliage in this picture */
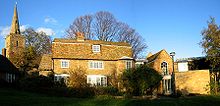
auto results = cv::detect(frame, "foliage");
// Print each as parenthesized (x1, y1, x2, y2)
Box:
(65, 11, 147, 58)
(16, 72, 96, 98)
(200, 17, 220, 70)
(23, 28, 52, 55)
(121, 65, 162, 96)
(19, 75, 55, 89)
(19, 28, 52, 71)
(68, 67, 89, 88)
(188, 57, 211, 70)
(95, 86, 120, 96)
(200, 17, 220, 94)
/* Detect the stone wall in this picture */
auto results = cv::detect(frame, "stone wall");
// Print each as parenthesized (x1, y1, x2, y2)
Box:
(175, 70, 210, 95)
(147, 50, 173, 74)
(53, 59, 132, 76)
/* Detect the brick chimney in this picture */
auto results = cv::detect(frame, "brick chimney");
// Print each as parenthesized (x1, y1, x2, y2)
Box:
(2, 48, 6, 57)
(76, 32, 85, 41)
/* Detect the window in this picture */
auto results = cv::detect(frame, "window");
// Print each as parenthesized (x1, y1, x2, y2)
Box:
(6, 73, 16, 83)
(54, 74, 70, 83)
(89, 61, 104, 69)
(92, 45, 100, 53)
(178, 62, 188, 72)
(126, 61, 132, 69)
(161, 62, 168, 75)
(61, 60, 69, 68)
(16, 41, 19, 47)
(87, 75, 107, 87)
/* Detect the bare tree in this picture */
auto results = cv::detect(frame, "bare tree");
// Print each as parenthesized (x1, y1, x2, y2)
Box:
(116, 22, 147, 58)
(66, 15, 93, 39)
(65, 11, 147, 58)
(93, 11, 119, 41)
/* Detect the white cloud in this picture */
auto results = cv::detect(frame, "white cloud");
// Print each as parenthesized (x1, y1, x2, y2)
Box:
(0, 26, 10, 37)
(20, 25, 29, 32)
(36, 27, 55, 35)
(44, 16, 57, 24)
(0, 25, 29, 37)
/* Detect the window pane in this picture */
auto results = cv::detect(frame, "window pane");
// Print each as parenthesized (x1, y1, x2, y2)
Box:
(89, 61, 103, 69)
(92, 45, 100, 52)
(61, 60, 69, 68)
(126, 61, 132, 69)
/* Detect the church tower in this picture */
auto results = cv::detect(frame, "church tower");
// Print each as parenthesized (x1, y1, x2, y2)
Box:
(4, 3, 25, 67)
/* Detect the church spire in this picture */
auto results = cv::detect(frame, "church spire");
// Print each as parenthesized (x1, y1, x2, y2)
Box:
(10, 2, 20, 34)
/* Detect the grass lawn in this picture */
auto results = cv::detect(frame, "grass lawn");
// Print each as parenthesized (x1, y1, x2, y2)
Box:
(1, 88, 220, 106)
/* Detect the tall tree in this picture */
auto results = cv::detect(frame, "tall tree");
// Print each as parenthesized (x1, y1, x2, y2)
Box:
(65, 11, 147, 58)
(21, 28, 52, 71)
(66, 15, 93, 39)
(200, 17, 220, 94)
(93, 11, 118, 41)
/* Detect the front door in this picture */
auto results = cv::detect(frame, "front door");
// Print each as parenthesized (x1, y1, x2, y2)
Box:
(161, 62, 172, 95)
(163, 78, 172, 95)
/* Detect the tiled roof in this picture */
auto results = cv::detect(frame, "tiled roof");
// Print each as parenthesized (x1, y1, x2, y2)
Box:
(53, 38, 130, 46)
(147, 49, 165, 62)
(0, 55, 18, 73)
(52, 39, 133, 60)
(176, 57, 206, 62)
(39, 54, 52, 70)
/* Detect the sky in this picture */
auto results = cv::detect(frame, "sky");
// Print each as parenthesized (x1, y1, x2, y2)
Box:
(0, 0, 220, 59)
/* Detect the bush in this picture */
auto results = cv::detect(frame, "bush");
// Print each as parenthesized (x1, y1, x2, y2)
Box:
(0, 79, 9, 87)
(95, 86, 119, 96)
(19, 75, 55, 89)
(121, 65, 162, 96)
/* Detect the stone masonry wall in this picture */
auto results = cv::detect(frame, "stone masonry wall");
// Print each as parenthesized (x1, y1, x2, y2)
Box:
(53, 59, 130, 76)
(175, 70, 210, 95)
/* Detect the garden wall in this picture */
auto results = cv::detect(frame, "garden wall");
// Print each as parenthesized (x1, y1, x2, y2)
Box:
(175, 70, 210, 95)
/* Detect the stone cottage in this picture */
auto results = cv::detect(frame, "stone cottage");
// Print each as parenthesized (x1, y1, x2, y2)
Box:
(146, 49, 174, 95)
(40, 32, 134, 86)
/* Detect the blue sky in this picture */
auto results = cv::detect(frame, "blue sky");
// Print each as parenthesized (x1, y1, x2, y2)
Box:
(0, 0, 220, 59)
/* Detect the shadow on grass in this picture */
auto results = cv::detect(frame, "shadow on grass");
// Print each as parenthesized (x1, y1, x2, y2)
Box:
(1, 88, 220, 106)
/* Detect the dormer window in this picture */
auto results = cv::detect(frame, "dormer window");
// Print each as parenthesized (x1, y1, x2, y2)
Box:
(92, 45, 100, 53)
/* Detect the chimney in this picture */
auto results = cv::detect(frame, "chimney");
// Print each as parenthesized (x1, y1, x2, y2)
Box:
(2, 48, 6, 57)
(76, 32, 85, 41)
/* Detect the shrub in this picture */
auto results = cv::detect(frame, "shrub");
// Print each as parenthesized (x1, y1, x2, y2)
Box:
(121, 65, 162, 96)
(95, 86, 119, 96)
(19, 75, 54, 89)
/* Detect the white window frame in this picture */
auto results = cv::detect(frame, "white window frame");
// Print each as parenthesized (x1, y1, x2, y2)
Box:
(6, 73, 15, 83)
(89, 61, 104, 69)
(161, 61, 169, 75)
(92, 45, 101, 53)
(61, 60, 70, 68)
(54, 74, 70, 83)
(87, 75, 107, 87)
(126, 60, 132, 69)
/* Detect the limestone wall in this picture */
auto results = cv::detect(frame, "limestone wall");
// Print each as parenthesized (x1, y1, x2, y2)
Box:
(53, 59, 130, 76)
(175, 70, 210, 95)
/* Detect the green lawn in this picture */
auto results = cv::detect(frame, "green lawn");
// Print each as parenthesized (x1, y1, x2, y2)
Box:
(1, 88, 220, 106)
